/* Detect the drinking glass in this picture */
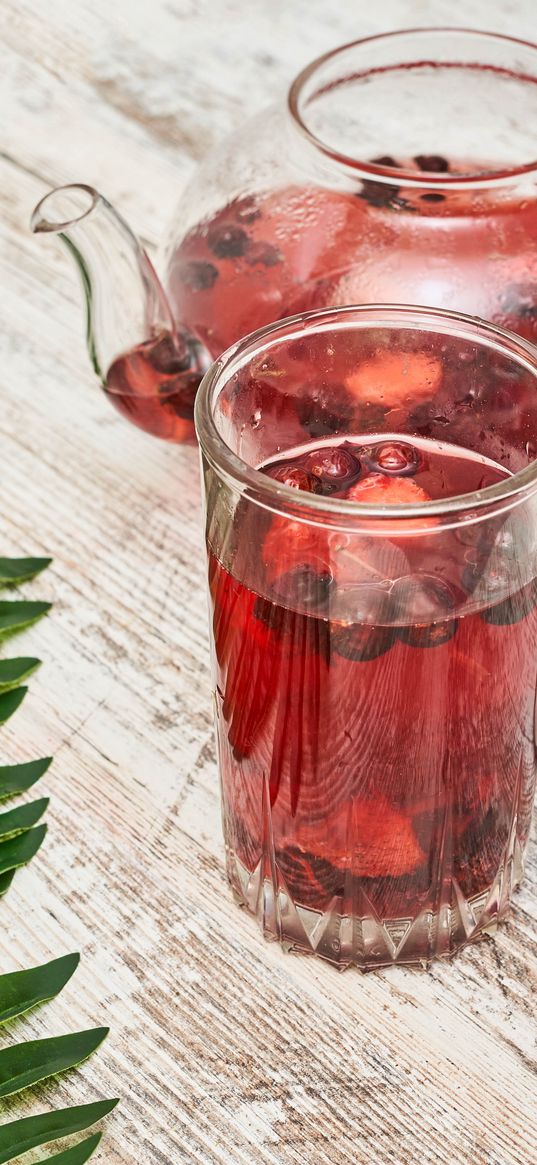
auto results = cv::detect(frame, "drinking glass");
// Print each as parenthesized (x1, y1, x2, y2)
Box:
(195, 304, 537, 969)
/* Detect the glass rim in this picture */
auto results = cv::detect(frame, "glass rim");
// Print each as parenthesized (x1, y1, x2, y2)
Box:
(287, 27, 537, 188)
(194, 303, 537, 528)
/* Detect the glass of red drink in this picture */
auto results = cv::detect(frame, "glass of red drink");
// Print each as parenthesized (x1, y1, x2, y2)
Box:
(195, 304, 537, 970)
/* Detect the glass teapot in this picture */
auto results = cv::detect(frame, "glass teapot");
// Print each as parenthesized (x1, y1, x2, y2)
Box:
(31, 28, 537, 443)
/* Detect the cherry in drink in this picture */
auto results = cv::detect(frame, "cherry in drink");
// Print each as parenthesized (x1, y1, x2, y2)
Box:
(197, 306, 537, 969)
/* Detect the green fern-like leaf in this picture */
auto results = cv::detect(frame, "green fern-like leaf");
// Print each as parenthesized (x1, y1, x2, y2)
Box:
(0, 953, 79, 1025)
(0, 558, 116, 1155)
(0, 558, 52, 587)
(0, 758, 52, 801)
(0, 1100, 118, 1163)
(0, 658, 41, 691)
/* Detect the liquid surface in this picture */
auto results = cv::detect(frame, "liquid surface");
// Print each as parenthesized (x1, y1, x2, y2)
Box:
(261, 433, 509, 502)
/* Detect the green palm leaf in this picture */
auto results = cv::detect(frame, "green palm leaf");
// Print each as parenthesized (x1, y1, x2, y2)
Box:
(34, 1132, 102, 1165)
(0, 603, 51, 639)
(0, 556, 116, 1155)
(0, 689, 27, 725)
(0, 559, 52, 587)
(0, 759, 52, 801)
(0, 871, 14, 897)
(0, 1100, 118, 1164)
(0, 825, 47, 876)
(0, 659, 41, 692)
(0, 1028, 109, 1098)
(0, 799, 48, 841)
(0, 605, 50, 643)
(0, 953, 79, 1025)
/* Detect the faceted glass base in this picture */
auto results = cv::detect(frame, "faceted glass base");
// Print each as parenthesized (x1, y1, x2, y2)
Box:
(227, 840, 524, 970)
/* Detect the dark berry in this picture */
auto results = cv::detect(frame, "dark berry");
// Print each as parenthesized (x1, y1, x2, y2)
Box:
(358, 180, 410, 211)
(420, 192, 446, 203)
(168, 374, 199, 420)
(394, 575, 458, 648)
(407, 401, 437, 438)
(414, 154, 449, 172)
(398, 619, 458, 648)
(253, 593, 331, 659)
(245, 242, 283, 267)
(207, 223, 249, 259)
(178, 260, 219, 291)
(454, 808, 510, 896)
(364, 440, 423, 477)
(299, 383, 354, 438)
(370, 155, 400, 168)
(272, 567, 334, 613)
(332, 621, 395, 662)
(264, 464, 322, 493)
(304, 445, 361, 487)
(480, 580, 537, 626)
(332, 584, 395, 661)
(457, 808, 498, 866)
(359, 179, 397, 205)
(149, 331, 192, 374)
(253, 594, 286, 635)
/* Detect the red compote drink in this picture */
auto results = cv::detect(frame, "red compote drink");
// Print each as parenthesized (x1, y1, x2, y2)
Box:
(197, 305, 537, 969)
(209, 436, 537, 966)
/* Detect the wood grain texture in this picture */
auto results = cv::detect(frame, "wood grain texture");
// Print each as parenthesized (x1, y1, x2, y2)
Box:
(1, 1, 537, 1162)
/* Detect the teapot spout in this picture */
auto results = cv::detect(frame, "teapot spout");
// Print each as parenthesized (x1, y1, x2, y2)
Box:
(31, 184, 208, 442)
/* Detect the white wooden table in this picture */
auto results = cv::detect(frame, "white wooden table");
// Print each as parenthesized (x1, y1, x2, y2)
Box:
(1, 2, 537, 1162)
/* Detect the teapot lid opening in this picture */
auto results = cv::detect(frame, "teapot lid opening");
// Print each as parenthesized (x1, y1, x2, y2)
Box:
(288, 28, 537, 189)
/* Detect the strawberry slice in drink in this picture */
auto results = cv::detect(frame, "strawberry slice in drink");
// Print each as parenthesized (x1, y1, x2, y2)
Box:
(261, 473, 427, 600)
(346, 472, 438, 533)
(262, 519, 331, 587)
(345, 350, 442, 409)
(346, 472, 431, 506)
(262, 515, 405, 600)
(297, 795, 425, 879)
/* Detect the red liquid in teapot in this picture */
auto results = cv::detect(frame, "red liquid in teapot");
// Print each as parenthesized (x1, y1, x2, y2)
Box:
(108, 155, 537, 441)
(169, 155, 537, 381)
(105, 331, 201, 442)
